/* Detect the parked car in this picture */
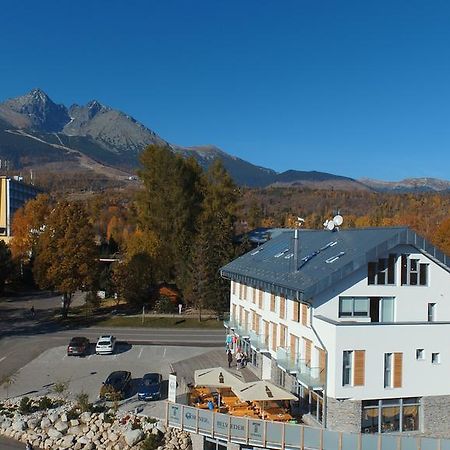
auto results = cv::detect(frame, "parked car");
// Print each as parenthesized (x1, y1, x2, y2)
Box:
(138, 373, 163, 401)
(67, 337, 90, 356)
(99, 371, 131, 400)
(95, 335, 116, 355)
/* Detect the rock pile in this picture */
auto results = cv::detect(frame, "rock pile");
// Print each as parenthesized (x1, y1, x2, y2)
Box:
(0, 398, 193, 450)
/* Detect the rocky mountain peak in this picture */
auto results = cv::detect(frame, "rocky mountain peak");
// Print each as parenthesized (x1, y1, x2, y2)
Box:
(2, 88, 70, 132)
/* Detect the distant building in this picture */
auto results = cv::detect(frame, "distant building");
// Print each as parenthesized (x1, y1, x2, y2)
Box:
(0, 176, 40, 242)
(221, 227, 450, 435)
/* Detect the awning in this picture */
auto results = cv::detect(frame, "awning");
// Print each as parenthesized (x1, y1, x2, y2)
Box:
(194, 367, 246, 390)
(234, 380, 297, 402)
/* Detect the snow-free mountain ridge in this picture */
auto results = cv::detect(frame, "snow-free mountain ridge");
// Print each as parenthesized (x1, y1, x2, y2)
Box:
(0, 89, 448, 192)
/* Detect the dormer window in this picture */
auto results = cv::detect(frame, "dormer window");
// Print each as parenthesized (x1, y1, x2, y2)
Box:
(401, 255, 428, 286)
(368, 254, 396, 285)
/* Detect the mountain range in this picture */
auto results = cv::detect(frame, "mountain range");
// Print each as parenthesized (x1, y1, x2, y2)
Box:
(0, 89, 449, 192)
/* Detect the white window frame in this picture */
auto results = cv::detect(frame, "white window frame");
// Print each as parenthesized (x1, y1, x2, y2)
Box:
(431, 353, 440, 365)
(415, 349, 425, 361)
(342, 351, 353, 386)
(384, 353, 393, 388)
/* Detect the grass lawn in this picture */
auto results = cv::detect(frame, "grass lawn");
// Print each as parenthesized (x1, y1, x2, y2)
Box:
(96, 316, 225, 329)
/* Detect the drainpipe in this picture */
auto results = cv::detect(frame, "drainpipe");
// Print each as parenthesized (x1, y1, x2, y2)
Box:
(304, 299, 328, 429)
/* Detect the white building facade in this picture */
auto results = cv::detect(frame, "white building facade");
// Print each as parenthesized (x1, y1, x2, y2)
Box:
(221, 227, 450, 436)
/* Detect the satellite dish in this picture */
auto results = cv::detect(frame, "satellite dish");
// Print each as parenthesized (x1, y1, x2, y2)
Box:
(327, 221, 335, 231)
(333, 215, 343, 226)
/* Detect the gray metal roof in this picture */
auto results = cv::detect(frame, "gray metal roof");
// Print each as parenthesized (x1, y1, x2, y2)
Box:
(221, 227, 450, 301)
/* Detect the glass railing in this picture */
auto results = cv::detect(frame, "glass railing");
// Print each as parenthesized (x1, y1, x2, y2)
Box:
(276, 348, 325, 389)
(248, 330, 269, 351)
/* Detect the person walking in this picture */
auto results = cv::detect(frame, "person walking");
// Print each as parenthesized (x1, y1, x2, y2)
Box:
(236, 351, 242, 370)
(227, 349, 233, 368)
(30, 306, 35, 319)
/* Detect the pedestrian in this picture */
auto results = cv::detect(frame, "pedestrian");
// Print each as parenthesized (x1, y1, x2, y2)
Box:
(227, 349, 233, 368)
(178, 301, 183, 315)
(25, 440, 33, 450)
(207, 400, 214, 410)
(30, 306, 35, 318)
(236, 351, 242, 370)
(242, 351, 248, 367)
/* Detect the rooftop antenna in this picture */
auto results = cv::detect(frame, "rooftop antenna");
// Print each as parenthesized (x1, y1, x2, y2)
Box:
(293, 217, 305, 272)
(323, 212, 344, 232)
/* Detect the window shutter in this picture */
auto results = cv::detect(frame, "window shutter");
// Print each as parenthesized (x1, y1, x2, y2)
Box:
(290, 334, 297, 362)
(244, 310, 249, 329)
(303, 338, 312, 366)
(239, 283, 243, 299)
(232, 304, 236, 321)
(318, 348, 326, 384)
(243, 284, 247, 300)
(280, 295, 286, 319)
(394, 352, 403, 388)
(232, 281, 236, 295)
(255, 314, 260, 333)
(353, 350, 365, 386)
(264, 320, 269, 347)
(293, 302, 299, 322)
(270, 293, 276, 312)
(258, 290, 263, 309)
(272, 323, 278, 350)
(301, 303, 308, 326)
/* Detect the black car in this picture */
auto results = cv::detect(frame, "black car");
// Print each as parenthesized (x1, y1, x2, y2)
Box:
(138, 373, 162, 401)
(67, 337, 90, 356)
(99, 371, 132, 400)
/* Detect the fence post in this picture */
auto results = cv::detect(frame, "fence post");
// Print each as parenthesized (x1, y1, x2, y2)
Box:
(358, 431, 362, 450)
(165, 401, 169, 427)
(417, 436, 421, 450)
(377, 432, 382, 450)
(319, 428, 323, 450)
(196, 408, 199, 433)
(181, 405, 184, 430)
(397, 435, 401, 450)
(228, 414, 232, 442)
(263, 419, 268, 448)
(338, 431, 343, 450)
(246, 418, 250, 444)
(281, 422, 285, 449)
(211, 410, 214, 436)
(300, 425, 305, 450)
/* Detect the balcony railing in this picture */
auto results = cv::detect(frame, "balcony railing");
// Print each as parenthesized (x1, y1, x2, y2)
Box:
(224, 320, 269, 351)
(276, 347, 325, 389)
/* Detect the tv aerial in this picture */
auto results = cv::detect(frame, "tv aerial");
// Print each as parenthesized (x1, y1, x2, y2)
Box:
(323, 213, 344, 232)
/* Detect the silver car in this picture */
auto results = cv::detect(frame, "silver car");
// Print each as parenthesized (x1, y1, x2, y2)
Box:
(95, 335, 116, 355)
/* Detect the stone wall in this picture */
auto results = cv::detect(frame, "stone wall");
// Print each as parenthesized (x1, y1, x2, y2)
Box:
(326, 397, 362, 433)
(422, 395, 450, 437)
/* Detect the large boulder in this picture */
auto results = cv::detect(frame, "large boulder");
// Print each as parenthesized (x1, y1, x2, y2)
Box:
(79, 411, 92, 423)
(12, 419, 26, 432)
(55, 420, 69, 432)
(47, 427, 63, 439)
(48, 412, 59, 423)
(59, 434, 75, 448)
(40, 417, 52, 429)
(124, 428, 144, 446)
(1, 419, 12, 430)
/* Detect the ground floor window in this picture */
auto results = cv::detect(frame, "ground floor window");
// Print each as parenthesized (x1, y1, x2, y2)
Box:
(362, 398, 420, 433)
(277, 367, 286, 387)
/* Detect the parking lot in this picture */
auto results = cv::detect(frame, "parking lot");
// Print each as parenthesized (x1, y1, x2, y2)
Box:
(0, 342, 216, 419)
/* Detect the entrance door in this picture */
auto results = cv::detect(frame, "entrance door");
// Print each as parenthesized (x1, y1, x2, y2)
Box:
(262, 354, 272, 380)
(370, 297, 380, 322)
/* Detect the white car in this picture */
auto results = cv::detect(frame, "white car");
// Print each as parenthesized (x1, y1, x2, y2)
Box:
(95, 335, 116, 355)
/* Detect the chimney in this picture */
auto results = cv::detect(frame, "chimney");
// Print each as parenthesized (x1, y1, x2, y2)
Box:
(293, 229, 299, 272)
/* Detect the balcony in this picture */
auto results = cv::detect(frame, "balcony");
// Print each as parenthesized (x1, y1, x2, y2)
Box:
(276, 347, 324, 389)
(248, 330, 269, 352)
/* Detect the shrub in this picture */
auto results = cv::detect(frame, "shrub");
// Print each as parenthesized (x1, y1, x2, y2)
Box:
(19, 396, 32, 414)
(154, 295, 177, 314)
(37, 396, 53, 410)
(66, 407, 80, 421)
(75, 391, 90, 412)
(141, 433, 162, 450)
(53, 380, 69, 398)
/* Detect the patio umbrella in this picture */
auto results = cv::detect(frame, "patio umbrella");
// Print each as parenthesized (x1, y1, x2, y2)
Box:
(194, 367, 246, 388)
(234, 380, 297, 418)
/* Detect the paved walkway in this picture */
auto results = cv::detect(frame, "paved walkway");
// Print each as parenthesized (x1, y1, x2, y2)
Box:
(171, 348, 259, 387)
(0, 436, 24, 449)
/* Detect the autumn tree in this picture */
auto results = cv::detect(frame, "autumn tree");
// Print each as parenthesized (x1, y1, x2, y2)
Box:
(10, 194, 52, 264)
(434, 217, 450, 255)
(33, 202, 99, 317)
(136, 145, 204, 283)
(112, 253, 154, 306)
(186, 160, 238, 316)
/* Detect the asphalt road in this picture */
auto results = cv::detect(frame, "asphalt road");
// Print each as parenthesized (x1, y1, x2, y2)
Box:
(0, 291, 226, 447)
(0, 436, 24, 449)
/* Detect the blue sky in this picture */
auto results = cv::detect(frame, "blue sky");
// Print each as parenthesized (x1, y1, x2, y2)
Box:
(1, 1, 449, 180)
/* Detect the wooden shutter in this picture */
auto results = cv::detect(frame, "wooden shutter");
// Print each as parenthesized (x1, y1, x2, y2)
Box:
(303, 338, 312, 366)
(239, 306, 243, 325)
(280, 295, 286, 319)
(239, 283, 243, 299)
(293, 301, 300, 322)
(318, 348, 326, 384)
(301, 303, 308, 326)
(353, 350, 365, 386)
(232, 304, 236, 321)
(394, 352, 403, 388)
(272, 323, 278, 350)
(259, 290, 263, 309)
(243, 284, 247, 300)
(290, 334, 297, 362)
(279, 325, 286, 348)
(244, 310, 249, 329)
(232, 281, 236, 295)
(255, 314, 260, 334)
(251, 287, 255, 303)
(270, 293, 276, 312)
